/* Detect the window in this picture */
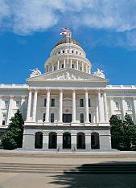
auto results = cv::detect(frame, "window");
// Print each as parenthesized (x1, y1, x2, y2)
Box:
(61, 64, 64, 68)
(16, 100, 21, 108)
(2, 120, 6, 125)
(54, 66, 57, 71)
(62, 50, 65, 53)
(89, 113, 92, 123)
(43, 113, 46, 122)
(51, 113, 54, 123)
(115, 101, 120, 110)
(80, 99, 84, 107)
(2, 114, 6, 125)
(72, 50, 74, 53)
(127, 101, 132, 110)
(58, 51, 60, 54)
(72, 64, 74, 68)
(51, 99, 55, 107)
(44, 98, 46, 107)
(88, 99, 91, 107)
(80, 113, 84, 123)
(4, 100, 9, 108)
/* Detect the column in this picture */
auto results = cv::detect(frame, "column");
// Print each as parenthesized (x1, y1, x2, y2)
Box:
(32, 90, 38, 122)
(85, 90, 89, 123)
(86, 65, 88, 73)
(70, 59, 72, 68)
(7, 96, 13, 125)
(64, 59, 66, 68)
(82, 62, 84, 71)
(45, 90, 50, 122)
(26, 90, 32, 121)
(72, 90, 76, 123)
(98, 91, 105, 123)
(71, 133, 77, 151)
(0, 97, 2, 125)
(103, 92, 109, 122)
(110, 97, 114, 116)
(43, 133, 49, 150)
(121, 97, 126, 119)
(57, 133, 63, 150)
(132, 97, 136, 124)
(52, 65, 54, 71)
(57, 60, 60, 70)
(20, 96, 26, 119)
(76, 60, 79, 70)
(59, 90, 63, 123)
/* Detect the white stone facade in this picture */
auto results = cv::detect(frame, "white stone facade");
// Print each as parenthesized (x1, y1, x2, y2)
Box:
(0, 30, 136, 151)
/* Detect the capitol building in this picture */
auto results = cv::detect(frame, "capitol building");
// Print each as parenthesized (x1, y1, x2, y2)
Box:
(0, 29, 136, 151)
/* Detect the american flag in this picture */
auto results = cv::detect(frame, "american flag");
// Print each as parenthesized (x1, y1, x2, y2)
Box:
(60, 28, 71, 37)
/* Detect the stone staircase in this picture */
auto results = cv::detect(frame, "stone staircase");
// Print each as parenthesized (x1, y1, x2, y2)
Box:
(0, 151, 136, 174)
(0, 162, 136, 174)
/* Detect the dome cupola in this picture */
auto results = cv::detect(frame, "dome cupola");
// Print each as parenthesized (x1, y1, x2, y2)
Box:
(44, 28, 92, 74)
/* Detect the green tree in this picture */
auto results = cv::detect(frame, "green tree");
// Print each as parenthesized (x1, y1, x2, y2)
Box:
(1, 110, 24, 149)
(110, 114, 136, 150)
(122, 114, 136, 150)
(110, 115, 123, 149)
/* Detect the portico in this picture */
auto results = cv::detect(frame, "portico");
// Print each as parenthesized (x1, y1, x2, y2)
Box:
(25, 88, 109, 126)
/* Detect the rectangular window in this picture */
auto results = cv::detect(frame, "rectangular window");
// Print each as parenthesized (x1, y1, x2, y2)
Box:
(127, 101, 132, 110)
(72, 64, 74, 68)
(43, 113, 46, 122)
(16, 100, 21, 108)
(44, 98, 46, 107)
(61, 64, 64, 68)
(51, 113, 54, 123)
(51, 99, 55, 107)
(89, 113, 92, 123)
(88, 99, 91, 107)
(5, 100, 9, 108)
(80, 113, 84, 123)
(2, 120, 6, 126)
(80, 99, 84, 107)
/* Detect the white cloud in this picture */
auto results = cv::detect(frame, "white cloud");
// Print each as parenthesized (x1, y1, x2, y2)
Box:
(0, 0, 136, 35)
(0, 0, 10, 24)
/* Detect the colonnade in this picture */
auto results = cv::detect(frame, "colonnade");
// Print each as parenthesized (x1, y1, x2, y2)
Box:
(26, 89, 109, 124)
(46, 59, 91, 74)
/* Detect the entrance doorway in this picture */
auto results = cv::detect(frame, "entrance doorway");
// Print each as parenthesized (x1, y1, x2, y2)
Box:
(77, 132, 85, 149)
(63, 114, 72, 123)
(91, 132, 100, 149)
(49, 132, 57, 149)
(35, 132, 43, 149)
(63, 132, 71, 149)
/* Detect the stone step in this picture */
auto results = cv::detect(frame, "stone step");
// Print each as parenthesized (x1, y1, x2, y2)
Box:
(0, 163, 136, 174)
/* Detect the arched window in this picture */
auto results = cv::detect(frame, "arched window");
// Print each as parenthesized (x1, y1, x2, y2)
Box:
(91, 132, 100, 149)
(77, 132, 85, 149)
(63, 132, 71, 149)
(35, 132, 43, 149)
(49, 132, 57, 149)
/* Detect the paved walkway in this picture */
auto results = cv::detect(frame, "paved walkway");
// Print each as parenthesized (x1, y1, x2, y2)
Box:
(0, 150, 136, 188)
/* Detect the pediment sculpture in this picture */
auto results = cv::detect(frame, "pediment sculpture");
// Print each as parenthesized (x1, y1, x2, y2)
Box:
(30, 68, 41, 78)
(48, 72, 81, 80)
(94, 68, 105, 79)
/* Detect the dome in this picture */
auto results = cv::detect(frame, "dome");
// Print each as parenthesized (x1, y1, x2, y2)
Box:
(44, 28, 92, 74)
(55, 37, 80, 47)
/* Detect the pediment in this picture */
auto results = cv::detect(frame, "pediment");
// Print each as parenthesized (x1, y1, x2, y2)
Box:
(27, 68, 106, 83)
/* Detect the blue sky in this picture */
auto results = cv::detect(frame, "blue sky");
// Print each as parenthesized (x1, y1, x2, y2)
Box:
(0, 0, 136, 85)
